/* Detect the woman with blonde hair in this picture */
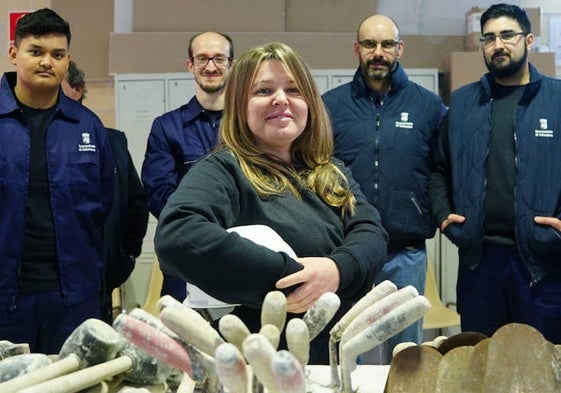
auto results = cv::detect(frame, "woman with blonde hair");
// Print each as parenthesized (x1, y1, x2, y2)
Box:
(156, 42, 387, 363)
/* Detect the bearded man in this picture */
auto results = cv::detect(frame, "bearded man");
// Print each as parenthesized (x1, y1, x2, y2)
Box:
(430, 3, 561, 344)
(323, 14, 446, 363)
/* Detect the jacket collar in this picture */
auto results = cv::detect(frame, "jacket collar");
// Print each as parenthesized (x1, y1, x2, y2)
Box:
(182, 95, 206, 123)
(353, 62, 409, 97)
(481, 63, 542, 105)
(0, 71, 81, 122)
(0, 72, 21, 115)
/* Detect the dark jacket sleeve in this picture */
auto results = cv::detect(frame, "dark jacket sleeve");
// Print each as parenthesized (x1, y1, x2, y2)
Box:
(329, 162, 388, 301)
(154, 155, 303, 308)
(141, 117, 180, 218)
(429, 114, 454, 228)
(124, 150, 149, 258)
(104, 129, 148, 289)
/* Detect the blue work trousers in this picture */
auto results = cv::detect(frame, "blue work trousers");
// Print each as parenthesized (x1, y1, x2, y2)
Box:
(457, 242, 561, 343)
(0, 291, 100, 354)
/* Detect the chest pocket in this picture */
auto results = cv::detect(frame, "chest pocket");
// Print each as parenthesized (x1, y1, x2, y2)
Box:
(68, 152, 101, 186)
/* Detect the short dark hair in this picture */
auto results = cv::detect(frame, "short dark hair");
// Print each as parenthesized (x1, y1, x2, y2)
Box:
(14, 8, 71, 47)
(66, 60, 87, 102)
(188, 31, 234, 58)
(480, 3, 531, 34)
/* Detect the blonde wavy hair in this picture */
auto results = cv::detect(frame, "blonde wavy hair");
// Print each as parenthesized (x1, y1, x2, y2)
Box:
(219, 42, 356, 216)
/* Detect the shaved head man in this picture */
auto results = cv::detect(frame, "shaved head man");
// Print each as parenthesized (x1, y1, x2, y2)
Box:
(323, 14, 447, 363)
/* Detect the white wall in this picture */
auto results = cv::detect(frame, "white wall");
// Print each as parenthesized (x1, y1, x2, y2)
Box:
(377, 0, 502, 35)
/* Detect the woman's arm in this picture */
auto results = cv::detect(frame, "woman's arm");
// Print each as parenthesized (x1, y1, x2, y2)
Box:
(155, 153, 303, 308)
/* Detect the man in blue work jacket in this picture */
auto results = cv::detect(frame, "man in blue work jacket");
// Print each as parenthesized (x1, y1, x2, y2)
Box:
(0, 8, 114, 353)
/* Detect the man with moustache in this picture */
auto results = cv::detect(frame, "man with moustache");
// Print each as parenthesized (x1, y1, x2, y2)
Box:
(430, 3, 561, 343)
(142, 31, 234, 302)
(322, 14, 446, 362)
(0, 9, 114, 353)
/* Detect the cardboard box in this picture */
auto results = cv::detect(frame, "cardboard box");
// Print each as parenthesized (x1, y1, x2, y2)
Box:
(465, 6, 541, 36)
(285, 0, 378, 32)
(132, 0, 285, 32)
(465, 31, 481, 52)
(465, 7, 484, 35)
(525, 7, 541, 37)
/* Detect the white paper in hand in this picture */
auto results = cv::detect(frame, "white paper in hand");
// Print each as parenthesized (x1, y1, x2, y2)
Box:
(184, 225, 297, 311)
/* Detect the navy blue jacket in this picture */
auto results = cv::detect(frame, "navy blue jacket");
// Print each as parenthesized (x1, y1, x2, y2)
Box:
(323, 64, 445, 251)
(0, 72, 114, 309)
(104, 128, 148, 291)
(430, 64, 561, 282)
(142, 96, 220, 218)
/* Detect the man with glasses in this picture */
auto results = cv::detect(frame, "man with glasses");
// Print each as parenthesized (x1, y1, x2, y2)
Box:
(430, 3, 561, 344)
(323, 14, 446, 363)
(142, 31, 234, 302)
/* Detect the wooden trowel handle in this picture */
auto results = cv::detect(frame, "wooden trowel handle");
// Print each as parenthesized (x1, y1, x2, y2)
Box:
(0, 354, 80, 392)
(18, 356, 132, 393)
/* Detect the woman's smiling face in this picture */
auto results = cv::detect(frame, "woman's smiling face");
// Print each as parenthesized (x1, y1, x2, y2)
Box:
(246, 60, 308, 163)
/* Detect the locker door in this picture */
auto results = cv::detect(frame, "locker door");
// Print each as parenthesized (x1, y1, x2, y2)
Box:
(116, 78, 166, 172)
(168, 76, 195, 111)
(115, 77, 166, 309)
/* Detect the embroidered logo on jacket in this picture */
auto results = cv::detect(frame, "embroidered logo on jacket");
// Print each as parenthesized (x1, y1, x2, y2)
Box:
(534, 118, 553, 138)
(395, 112, 413, 129)
(78, 132, 97, 152)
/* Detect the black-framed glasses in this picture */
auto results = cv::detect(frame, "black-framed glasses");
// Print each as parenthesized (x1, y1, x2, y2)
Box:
(358, 39, 399, 52)
(190, 55, 232, 67)
(479, 30, 527, 46)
